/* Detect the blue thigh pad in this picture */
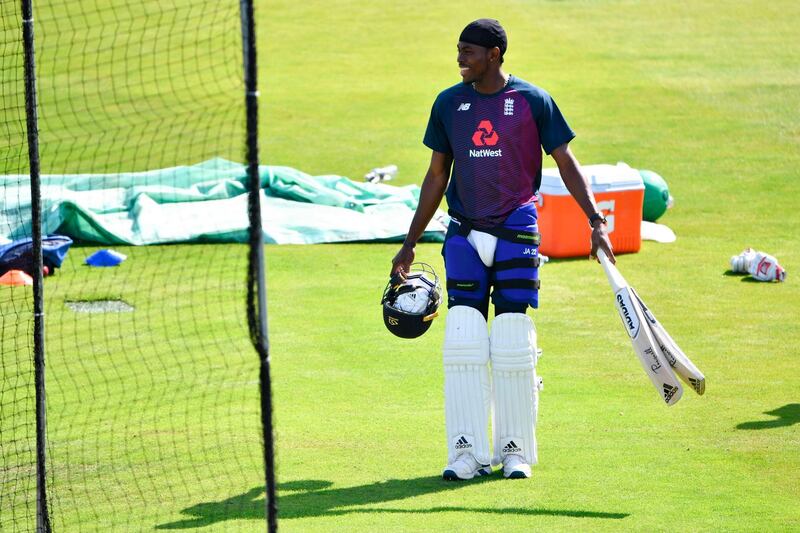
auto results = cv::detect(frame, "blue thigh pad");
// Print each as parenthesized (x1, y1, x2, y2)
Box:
(491, 207, 540, 309)
(443, 226, 490, 314)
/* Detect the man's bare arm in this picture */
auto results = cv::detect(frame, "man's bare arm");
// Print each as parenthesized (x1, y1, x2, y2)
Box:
(390, 151, 453, 275)
(550, 143, 616, 262)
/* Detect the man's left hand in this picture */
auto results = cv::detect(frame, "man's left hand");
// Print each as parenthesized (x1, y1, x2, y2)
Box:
(590, 223, 615, 263)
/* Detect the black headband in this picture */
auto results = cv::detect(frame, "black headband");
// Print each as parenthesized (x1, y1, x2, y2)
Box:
(459, 19, 507, 56)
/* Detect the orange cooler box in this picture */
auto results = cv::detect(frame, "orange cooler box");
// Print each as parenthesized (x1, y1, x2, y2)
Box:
(536, 163, 644, 258)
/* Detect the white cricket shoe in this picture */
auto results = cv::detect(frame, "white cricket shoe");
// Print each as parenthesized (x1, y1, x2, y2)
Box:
(442, 453, 492, 481)
(502, 454, 531, 479)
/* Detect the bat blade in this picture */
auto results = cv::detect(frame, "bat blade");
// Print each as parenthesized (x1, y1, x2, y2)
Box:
(630, 288, 706, 395)
(598, 251, 683, 406)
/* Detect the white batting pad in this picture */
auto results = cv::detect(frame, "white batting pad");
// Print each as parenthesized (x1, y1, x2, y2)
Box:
(490, 313, 538, 466)
(443, 305, 491, 465)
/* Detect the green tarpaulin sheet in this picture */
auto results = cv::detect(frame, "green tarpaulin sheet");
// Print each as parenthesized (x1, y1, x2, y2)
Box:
(0, 158, 447, 245)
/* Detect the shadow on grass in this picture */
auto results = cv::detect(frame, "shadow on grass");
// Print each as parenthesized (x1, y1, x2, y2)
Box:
(737, 403, 800, 430)
(156, 476, 629, 529)
(722, 269, 773, 282)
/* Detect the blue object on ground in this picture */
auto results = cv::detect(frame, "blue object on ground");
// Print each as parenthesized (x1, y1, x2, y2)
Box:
(0, 235, 73, 276)
(86, 249, 127, 267)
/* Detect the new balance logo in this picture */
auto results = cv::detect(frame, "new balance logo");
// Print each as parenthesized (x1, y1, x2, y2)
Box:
(457, 103, 471, 111)
(502, 440, 522, 454)
(504, 98, 514, 116)
(455, 436, 472, 450)
(663, 383, 678, 402)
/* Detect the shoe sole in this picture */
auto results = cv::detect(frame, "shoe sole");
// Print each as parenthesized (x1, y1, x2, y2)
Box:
(442, 467, 492, 481)
(504, 470, 531, 479)
(442, 469, 461, 481)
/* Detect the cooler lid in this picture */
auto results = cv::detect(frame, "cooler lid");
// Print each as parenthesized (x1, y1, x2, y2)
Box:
(539, 162, 645, 196)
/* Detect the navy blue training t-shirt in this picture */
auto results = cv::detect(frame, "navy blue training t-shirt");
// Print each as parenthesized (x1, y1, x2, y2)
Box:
(423, 75, 575, 227)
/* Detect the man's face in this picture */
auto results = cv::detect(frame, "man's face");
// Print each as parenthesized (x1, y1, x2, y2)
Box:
(457, 41, 491, 83)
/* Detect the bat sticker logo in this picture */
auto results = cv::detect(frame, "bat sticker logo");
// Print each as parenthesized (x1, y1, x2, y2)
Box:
(644, 347, 662, 372)
(637, 298, 657, 324)
(614, 289, 640, 338)
(658, 342, 678, 365)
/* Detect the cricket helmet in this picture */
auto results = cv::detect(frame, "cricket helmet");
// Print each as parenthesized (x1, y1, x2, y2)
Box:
(381, 263, 442, 339)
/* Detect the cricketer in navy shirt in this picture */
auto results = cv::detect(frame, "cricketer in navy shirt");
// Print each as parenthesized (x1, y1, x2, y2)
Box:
(423, 76, 575, 228)
(390, 17, 616, 484)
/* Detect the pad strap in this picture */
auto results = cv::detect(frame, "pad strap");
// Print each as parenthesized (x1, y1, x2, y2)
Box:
(451, 211, 540, 245)
(494, 257, 541, 270)
(493, 279, 540, 290)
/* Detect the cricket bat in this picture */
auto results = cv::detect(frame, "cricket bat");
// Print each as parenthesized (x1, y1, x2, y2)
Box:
(597, 250, 683, 405)
(630, 287, 706, 395)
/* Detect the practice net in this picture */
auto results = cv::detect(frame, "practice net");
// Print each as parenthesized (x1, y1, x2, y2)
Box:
(1, 0, 268, 530)
(1, 2, 36, 531)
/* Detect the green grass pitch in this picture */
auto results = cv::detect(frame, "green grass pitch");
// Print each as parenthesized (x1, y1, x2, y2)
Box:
(3, 0, 800, 531)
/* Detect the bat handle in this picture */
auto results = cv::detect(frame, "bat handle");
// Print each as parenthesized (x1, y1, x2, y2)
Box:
(597, 247, 626, 290)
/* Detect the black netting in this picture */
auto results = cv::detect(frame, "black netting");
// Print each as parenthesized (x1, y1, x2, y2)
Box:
(1, 1, 36, 530)
(1, 1, 269, 530)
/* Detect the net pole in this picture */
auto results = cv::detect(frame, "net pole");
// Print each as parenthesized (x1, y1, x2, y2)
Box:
(20, 0, 51, 531)
(239, 0, 277, 531)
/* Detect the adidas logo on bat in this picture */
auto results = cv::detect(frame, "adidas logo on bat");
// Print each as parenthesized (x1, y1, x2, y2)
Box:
(663, 383, 678, 402)
(688, 377, 704, 394)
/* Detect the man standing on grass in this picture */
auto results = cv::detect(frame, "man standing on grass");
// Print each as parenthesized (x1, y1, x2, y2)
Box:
(391, 19, 615, 480)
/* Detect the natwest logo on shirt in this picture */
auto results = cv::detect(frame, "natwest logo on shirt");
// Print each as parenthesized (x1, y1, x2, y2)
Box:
(471, 120, 499, 146)
(469, 119, 502, 158)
